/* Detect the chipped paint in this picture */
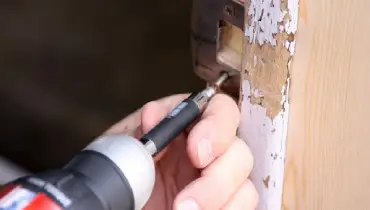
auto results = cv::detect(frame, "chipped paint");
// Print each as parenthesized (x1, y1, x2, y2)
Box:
(289, 40, 296, 55)
(263, 175, 271, 188)
(239, 0, 299, 209)
(245, 0, 299, 52)
(285, 0, 299, 34)
(285, 0, 299, 55)
(239, 80, 290, 210)
(285, 39, 296, 55)
(244, 0, 285, 46)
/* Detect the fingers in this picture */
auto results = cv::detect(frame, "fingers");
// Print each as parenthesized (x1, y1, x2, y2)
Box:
(140, 93, 190, 134)
(139, 94, 190, 160)
(140, 101, 167, 135)
(105, 92, 240, 170)
(186, 93, 240, 168)
(222, 180, 259, 210)
(174, 137, 254, 210)
(104, 94, 189, 136)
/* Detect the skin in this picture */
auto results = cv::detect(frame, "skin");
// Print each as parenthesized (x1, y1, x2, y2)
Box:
(104, 93, 258, 210)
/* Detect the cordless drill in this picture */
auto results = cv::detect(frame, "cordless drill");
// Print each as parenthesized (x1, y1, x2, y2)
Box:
(0, 73, 229, 210)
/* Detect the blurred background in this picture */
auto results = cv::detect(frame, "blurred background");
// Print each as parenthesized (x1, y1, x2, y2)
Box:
(0, 0, 203, 176)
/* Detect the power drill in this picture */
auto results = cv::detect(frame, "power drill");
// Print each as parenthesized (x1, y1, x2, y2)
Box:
(0, 72, 229, 210)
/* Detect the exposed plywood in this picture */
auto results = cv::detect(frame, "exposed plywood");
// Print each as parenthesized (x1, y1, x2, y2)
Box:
(282, 0, 370, 209)
(238, 0, 298, 209)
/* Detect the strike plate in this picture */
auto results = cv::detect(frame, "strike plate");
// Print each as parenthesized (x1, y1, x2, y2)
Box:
(191, 0, 244, 97)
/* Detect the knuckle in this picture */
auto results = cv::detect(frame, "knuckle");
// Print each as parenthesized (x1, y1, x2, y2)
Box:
(141, 100, 158, 110)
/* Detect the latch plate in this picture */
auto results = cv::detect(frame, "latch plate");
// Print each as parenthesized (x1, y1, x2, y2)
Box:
(191, 0, 244, 97)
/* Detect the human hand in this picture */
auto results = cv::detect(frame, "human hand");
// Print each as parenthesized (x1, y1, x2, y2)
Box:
(104, 93, 258, 210)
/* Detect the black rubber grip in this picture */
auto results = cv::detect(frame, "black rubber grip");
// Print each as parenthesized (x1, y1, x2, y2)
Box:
(140, 96, 201, 155)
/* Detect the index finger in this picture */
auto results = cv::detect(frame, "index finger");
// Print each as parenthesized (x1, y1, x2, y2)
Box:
(186, 93, 240, 168)
(104, 93, 190, 136)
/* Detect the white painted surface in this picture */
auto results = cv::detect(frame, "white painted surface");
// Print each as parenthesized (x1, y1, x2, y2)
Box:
(239, 80, 290, 210)
(244, 0, 285, 45)
(244, 0, 299, 51)
(285, 0, 299, 34)
(240, 0, 298, 208)
(285, 0, 299, 55)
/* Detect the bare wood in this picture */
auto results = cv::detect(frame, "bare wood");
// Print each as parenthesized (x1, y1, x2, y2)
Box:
(217, 22, 244, 71)
(238, 0, 297, 209)
(238, 0, 370, 209)
(282, 0, 370, 209)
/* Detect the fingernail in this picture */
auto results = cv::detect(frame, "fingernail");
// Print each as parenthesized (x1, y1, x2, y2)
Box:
(177, 199, 200, 210)
(197, 138, 213, 167)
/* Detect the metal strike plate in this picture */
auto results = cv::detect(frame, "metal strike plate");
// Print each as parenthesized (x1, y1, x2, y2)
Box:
(191, 0, 244, 98)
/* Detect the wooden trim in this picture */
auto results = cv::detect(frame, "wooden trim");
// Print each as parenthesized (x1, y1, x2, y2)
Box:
(238, 0, 299, 209)
(239, 0, 370, 209)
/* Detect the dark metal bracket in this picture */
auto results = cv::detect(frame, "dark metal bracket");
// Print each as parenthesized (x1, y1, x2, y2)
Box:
(191, 0, 244, 84)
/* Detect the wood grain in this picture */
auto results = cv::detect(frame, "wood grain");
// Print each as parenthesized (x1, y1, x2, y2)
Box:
(282, 0, 370, 209)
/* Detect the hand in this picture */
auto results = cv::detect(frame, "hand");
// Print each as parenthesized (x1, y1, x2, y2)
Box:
(104, 93, 258, 210)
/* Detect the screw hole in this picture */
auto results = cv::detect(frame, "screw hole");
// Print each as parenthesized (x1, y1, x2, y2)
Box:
(224, 5, 235, 17)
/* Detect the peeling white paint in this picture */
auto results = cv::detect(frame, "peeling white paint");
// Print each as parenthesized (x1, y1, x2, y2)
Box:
(253, 88, 264, 97)
(239, 80, 290, 210)
(279, 25, 285, 32)
(285, 41, 289, 49)
(244, 0, 285, 45)
(281, 78, 290, 104)
(241, 0, 299, 209)
(285, 0, 299, 34)
(289, 40, 296, 55)
(285, 40, 296, 55)
(285, 0, 299, 54)
(244, 0, 299, 51)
